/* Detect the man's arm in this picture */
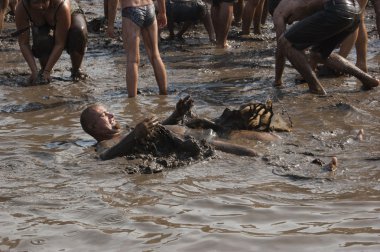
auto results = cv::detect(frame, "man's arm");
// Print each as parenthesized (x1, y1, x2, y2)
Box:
(99, 117, 158, 160)
(107, 0, 118, 38)
(156, 0, 167, 29)
(41, 1, 71, 81)
(273, 10, 287, 87)
(15, 2, 39, 84)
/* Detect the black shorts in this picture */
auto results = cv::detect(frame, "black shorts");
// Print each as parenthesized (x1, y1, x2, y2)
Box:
(166, 0, 208, 23)
(212, 0, 238, 7)
(268, 0, 282, 16)
(284, 0, 361, 58)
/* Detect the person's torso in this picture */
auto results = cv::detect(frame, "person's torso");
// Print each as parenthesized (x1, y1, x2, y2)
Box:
(22, 0, 68, 28)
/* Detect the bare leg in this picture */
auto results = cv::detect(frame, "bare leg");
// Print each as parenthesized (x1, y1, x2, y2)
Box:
(241, 0, 259, 35)
(279, 35, 327, 94)
(67, 13, 88, 80)
(233, 0, 243, 25)
(372, 0, 380, 37)
(211, 2, 233, 48)
(253, 0, 266, 34)
(141, 19, 168, 95)
(324, 53, 379, 89)
(202, 10, 216, 42)
(123, 18, 141, 98)
(261, 0, 268, 25)
(0, 0, 8, 31)
(354, 12, 368, 72)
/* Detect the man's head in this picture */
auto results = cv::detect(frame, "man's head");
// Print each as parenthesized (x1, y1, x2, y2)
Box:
(80, 104, 121, 142)
(28, 0, 50, 11)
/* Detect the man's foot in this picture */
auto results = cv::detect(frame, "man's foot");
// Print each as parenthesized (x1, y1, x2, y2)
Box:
(71, 68, 88, 82)
(361, 78, 379, 90)
(308, 83, 327, 95)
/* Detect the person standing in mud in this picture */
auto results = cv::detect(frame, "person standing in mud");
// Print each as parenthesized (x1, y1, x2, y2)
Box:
(271, 0, 379, 94)
(107, 0, 168, 98)
(14, 0, 88, 85)
(241, 0, 266, 36)
(211, 0, 235, 48)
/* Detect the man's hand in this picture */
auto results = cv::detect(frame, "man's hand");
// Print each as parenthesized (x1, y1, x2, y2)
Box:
(175, 95, 194, 117)
(28, 71, 38, 85)
(157, 13, 167, 29)
(134, 116, 159, 139)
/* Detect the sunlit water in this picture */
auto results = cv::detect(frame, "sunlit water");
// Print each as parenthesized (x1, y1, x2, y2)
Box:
(0, 1, 380, 251)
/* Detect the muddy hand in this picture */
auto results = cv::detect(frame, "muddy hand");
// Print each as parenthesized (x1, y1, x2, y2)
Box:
(134, 116, 159, 139)
(175, 95, 194, 116)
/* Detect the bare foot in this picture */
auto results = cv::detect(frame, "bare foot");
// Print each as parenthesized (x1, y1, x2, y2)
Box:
(361, 78, 379, 90)
(309, 85, 327, 95)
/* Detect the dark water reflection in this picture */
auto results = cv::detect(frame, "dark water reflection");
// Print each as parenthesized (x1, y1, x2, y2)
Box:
(1, 1, 380, 251)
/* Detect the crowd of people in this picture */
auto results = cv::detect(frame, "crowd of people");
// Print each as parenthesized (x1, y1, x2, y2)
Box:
(2, 0, 380, 161)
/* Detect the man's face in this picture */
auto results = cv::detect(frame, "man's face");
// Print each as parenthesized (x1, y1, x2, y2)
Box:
(91, 105, 121, 139)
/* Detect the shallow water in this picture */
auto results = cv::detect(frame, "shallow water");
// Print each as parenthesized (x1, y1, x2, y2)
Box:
(1, 1, 380, 251)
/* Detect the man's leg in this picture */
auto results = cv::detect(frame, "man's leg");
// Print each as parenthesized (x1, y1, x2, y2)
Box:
(0, 0, 9, 31)
(67, 13, 88, 80)
(214, 2, 233, 47)
(202, 9, 216, 42)
(324, 52, 379, 89)
(253, 0, 266, 34)
(279, 35, 327, 94)
(241, 0, 259, 35)
(232, 0, 243, 26)
(123, 18, 141, 98)
(141, 19, 168, 95)
(372, 0, 380, 37)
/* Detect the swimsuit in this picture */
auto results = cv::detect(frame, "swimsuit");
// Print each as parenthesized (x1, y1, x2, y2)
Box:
(284, 0, 361, 58)
(121, 4, 156, 28)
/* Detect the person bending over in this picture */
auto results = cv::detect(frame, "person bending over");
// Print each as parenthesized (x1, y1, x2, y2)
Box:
(15, 0, 88, 85)
(272, 0, 379, 94)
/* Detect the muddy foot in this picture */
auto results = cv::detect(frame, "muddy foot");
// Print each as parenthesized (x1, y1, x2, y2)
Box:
(309, 83, 327, 95)
(361, 79, 379, 90)
(71, 69, 88, 82)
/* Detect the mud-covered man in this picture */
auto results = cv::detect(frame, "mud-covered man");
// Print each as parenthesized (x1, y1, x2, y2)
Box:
(15, 0, 88, 85)
(164, 0, 215, 42)
(107, 0, 168, 98)
(271, 0, 379, 94)
(80, 96, 290, 163)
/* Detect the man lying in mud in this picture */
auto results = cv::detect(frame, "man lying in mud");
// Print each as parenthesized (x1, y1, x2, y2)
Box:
(271, 0, 379, 94)
(14, 0, 88, 85)
(80, 96, 290, 171)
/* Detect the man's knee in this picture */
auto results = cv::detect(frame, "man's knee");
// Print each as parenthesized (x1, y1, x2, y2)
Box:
(67, 16, 88, 55)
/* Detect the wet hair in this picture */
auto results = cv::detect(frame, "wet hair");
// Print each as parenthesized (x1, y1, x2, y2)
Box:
(80, 105, 100, 139)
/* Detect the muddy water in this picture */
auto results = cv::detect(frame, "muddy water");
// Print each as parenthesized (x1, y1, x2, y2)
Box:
(1, 1, 380, 251)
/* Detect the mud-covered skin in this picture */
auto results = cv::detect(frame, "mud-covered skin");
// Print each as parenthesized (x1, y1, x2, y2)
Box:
(184, 99, 291, 136)
(122, 125, 215, 174)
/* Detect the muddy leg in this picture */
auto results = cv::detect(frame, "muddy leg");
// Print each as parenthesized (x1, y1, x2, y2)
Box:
(202, 10, 216, 42)
(67, 13, 88, 81)
(241, 0, 259, 35)
(372, 0, 380, 37)
(324, 53, 379, 89)
(232, 0, 243, 26)
(253, 0, 266, 34)
(0, 0, 8, 31)
(279, 35, 327, 95)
